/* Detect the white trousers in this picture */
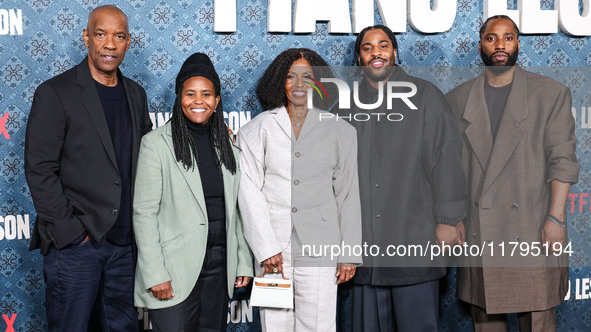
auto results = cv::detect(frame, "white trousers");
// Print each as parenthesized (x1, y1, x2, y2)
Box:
(256, 235, 338, 332)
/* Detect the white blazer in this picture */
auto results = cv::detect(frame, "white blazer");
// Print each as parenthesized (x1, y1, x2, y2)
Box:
(238, 106, 362, 265)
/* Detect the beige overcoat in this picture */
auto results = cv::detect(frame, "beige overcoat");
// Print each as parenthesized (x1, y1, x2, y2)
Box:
(446, 66, 580, 314)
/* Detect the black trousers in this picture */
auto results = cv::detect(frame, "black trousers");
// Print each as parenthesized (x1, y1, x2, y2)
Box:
(150, 219, 229, 332)
(351, 280, 439, 332)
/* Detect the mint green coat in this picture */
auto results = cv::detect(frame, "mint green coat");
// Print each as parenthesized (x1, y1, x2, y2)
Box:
(133, 122, 253, 309)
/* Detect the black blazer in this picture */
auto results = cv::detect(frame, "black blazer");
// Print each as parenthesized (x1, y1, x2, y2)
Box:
(25, 58, 153, 255)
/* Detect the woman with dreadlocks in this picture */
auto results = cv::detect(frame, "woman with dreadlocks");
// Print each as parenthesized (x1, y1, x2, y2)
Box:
(238, 48, 362, 331)
(132, 53, 253, 331)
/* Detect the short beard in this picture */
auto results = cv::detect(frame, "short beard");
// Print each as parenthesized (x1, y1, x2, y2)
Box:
(480, 48, 518, 74)
(362, 64, 395, 83)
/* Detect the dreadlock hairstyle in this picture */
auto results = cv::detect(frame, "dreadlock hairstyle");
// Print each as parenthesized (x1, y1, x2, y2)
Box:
(353, 25, 400, 66)
(256, 48, 334, 111)
(479, 15, 520, 37)
(170, 80, 236, 174)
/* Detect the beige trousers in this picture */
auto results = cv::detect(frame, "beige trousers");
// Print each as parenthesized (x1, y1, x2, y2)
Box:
(256, 235, 338, 332)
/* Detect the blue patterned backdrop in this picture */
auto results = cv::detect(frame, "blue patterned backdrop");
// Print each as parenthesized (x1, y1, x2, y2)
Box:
(1, 0, 591, 331)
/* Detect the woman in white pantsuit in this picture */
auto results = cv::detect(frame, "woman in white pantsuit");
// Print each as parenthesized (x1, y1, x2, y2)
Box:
(238, 48, 362, 332)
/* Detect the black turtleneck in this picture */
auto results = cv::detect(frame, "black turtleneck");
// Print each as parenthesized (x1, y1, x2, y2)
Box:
(184, 116, 226, 221)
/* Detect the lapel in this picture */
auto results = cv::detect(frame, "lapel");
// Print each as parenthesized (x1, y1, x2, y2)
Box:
(221, 142, 238, 230)
(462, 74, 494, 173)
(273, 106, 295, 142)
(121, 76, 140, 171)
(297, 108, 321, 142)
(481, 66, 528, 195)
(272, 106, 322, 143)
(76, 58, 119, 173)
(164, 124, 207, 223)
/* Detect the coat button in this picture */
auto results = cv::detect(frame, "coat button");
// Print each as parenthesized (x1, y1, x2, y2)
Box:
(515, 236, 520, 242)
(474, 202, 479, 208)
(472, 232, 477, 239)
(512, 203, 518, 210)
(291, 207, 297, 213)
(111, 209, 118, 215)
(295, 152, 301, 157)
(294, 179, 300, 185)
(376, 214, 381, 219)
(375, 184, 380, 188)
(114, 181, 121, 187)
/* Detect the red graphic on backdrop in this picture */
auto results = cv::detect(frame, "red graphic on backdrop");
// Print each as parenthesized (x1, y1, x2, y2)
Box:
(0, 113, 10, 139)
(2, 313, 16, 332)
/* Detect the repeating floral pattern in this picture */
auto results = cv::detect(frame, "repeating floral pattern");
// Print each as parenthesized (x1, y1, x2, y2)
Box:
(0, 0, 590, 331)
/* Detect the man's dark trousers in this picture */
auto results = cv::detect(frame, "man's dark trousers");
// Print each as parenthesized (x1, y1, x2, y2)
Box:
(43, 237, 136, 332)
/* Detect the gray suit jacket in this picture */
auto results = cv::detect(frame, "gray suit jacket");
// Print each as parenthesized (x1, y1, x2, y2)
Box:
(133, 122, 253, 309)
(238, 107, 362, 265)
(446, 66, 580, 313)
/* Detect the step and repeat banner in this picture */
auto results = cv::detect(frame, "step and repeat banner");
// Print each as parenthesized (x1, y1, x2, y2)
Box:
(1, 0, 591, 331)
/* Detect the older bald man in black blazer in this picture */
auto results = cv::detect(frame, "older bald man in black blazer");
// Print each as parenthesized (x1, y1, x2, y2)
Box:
(25, 5, 152, 331)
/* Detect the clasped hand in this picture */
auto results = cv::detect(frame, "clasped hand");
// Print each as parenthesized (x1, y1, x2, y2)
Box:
(151, 276, 251, 301)
(263, 252, 356, 284)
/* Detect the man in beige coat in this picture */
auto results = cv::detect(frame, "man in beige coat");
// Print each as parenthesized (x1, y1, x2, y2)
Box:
(446, 15, 580, 331)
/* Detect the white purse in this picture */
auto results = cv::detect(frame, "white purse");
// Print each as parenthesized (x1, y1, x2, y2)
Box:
(249, 271, 294, 309)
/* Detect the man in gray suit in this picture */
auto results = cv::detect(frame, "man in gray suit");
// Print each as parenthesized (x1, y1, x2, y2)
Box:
(446, 15, 579, 331)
